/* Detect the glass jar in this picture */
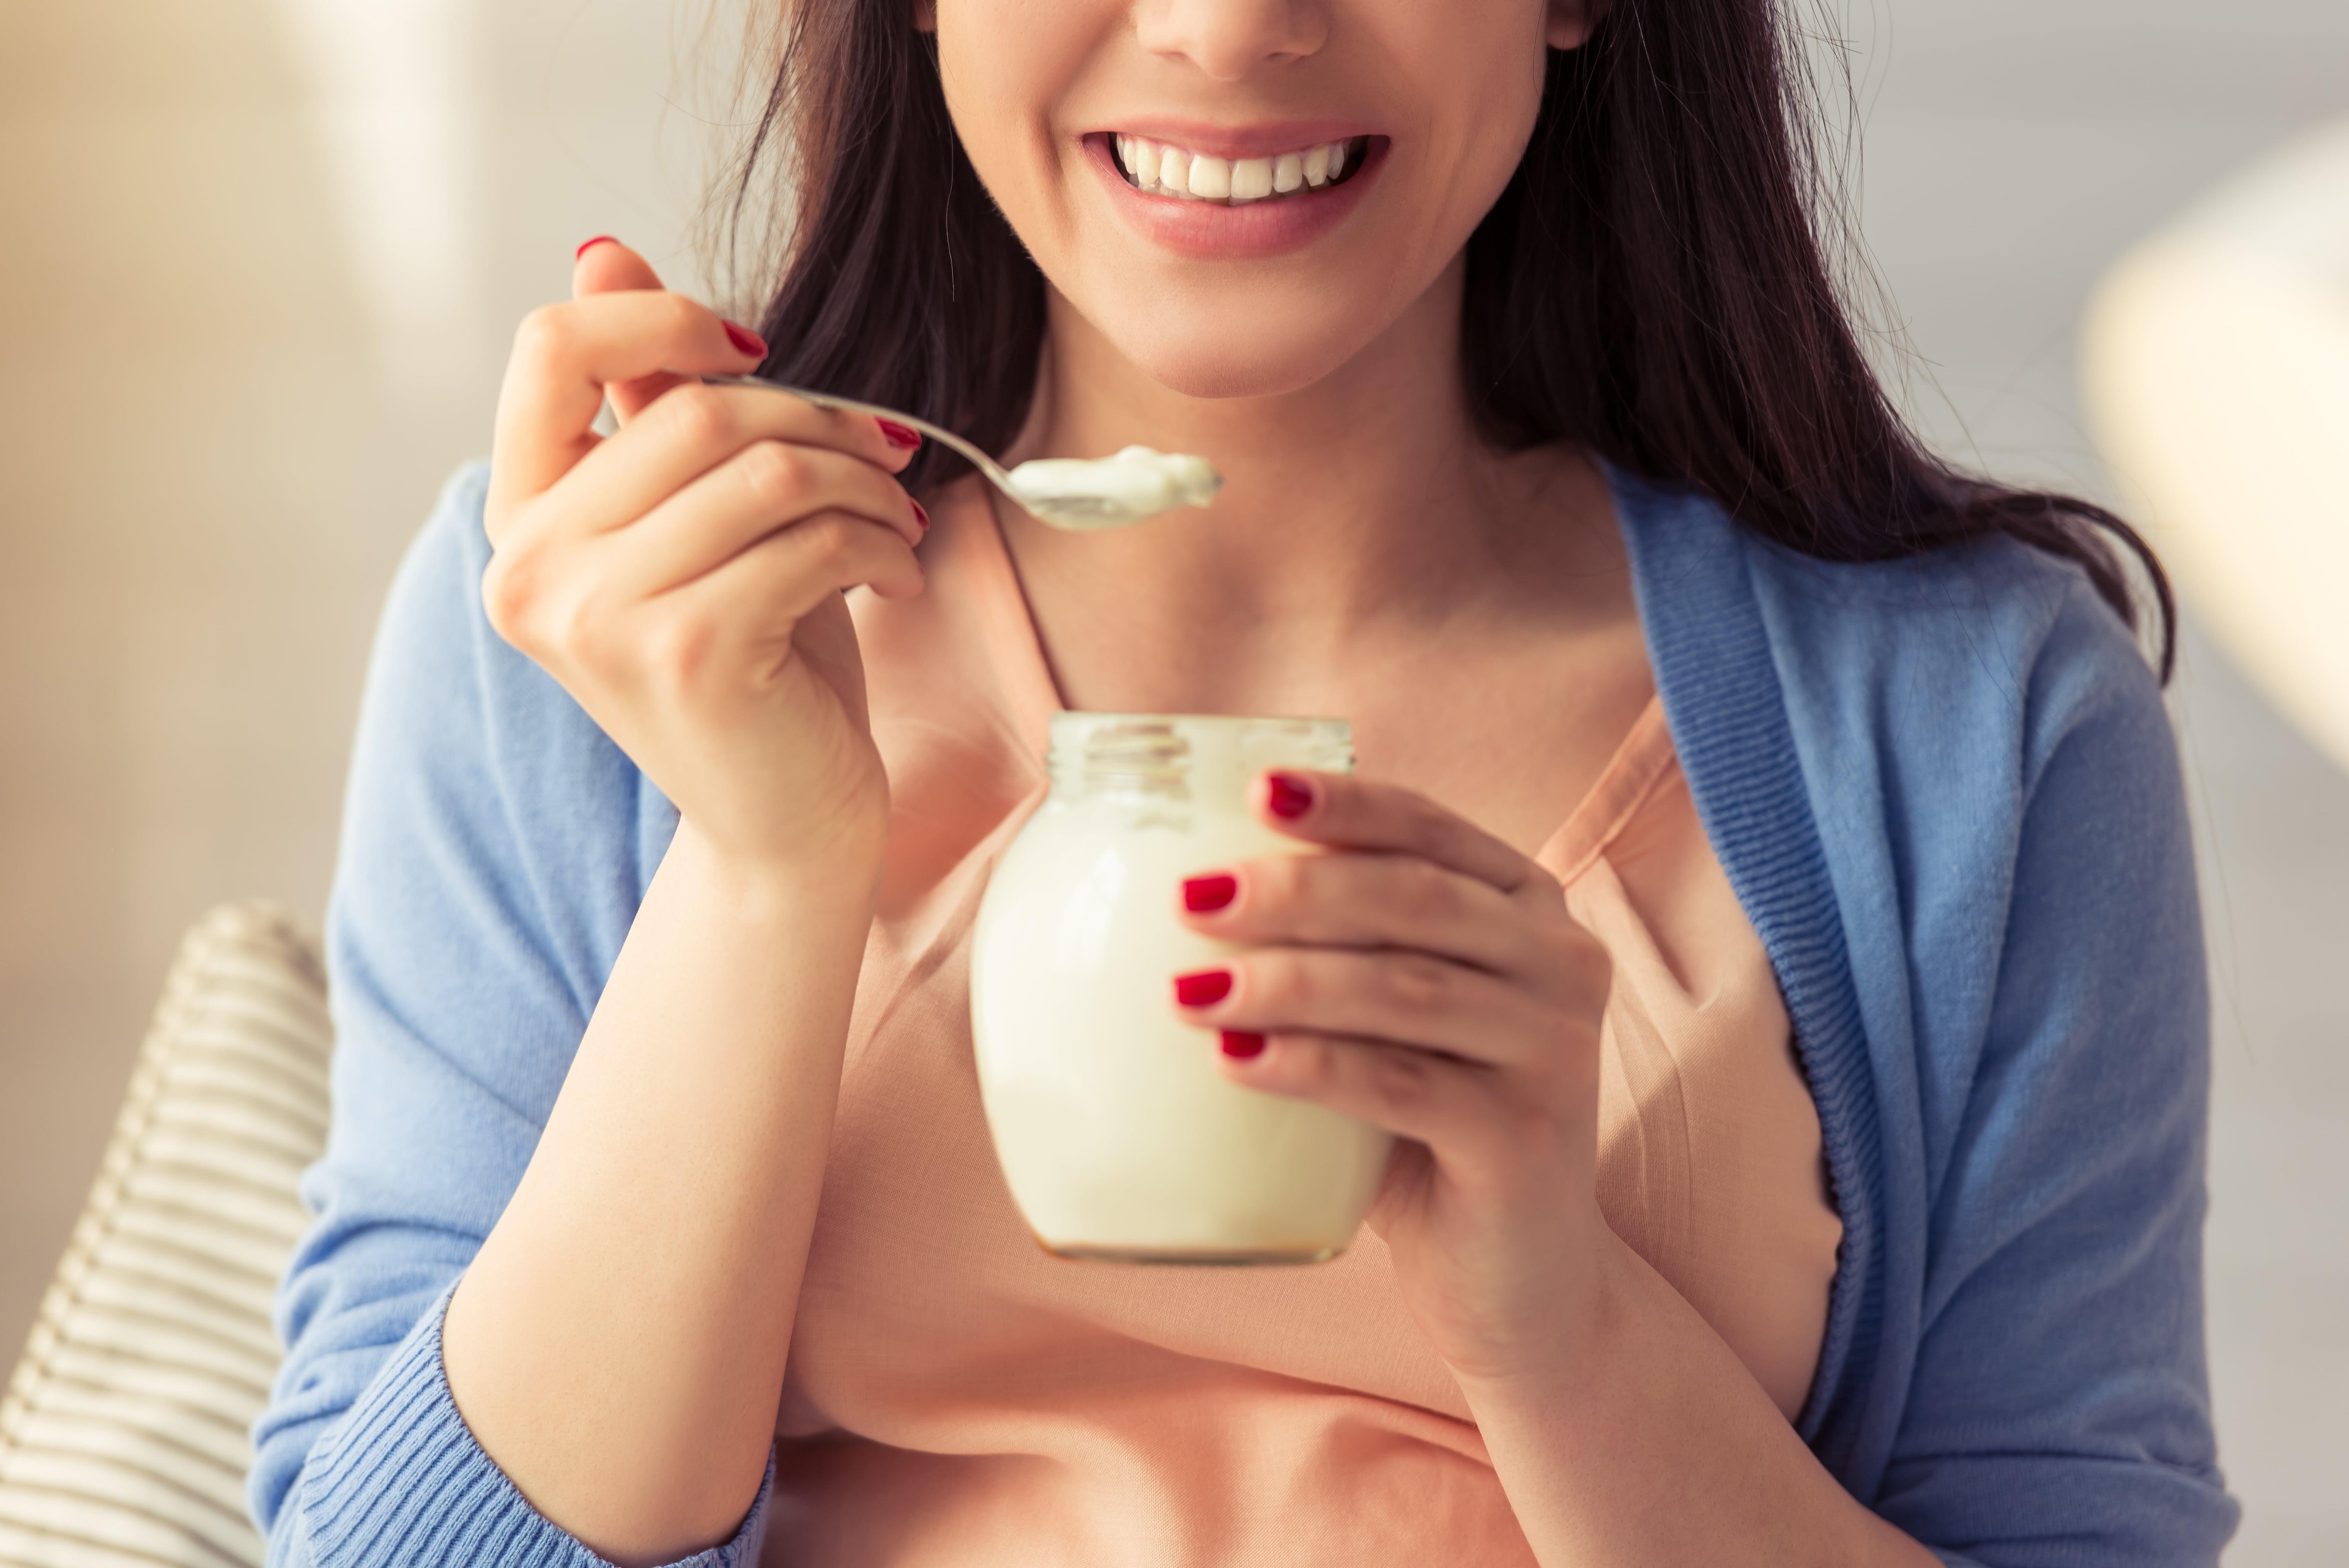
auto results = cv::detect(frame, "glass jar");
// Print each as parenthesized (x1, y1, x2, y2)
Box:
(971, 713, 1392, 1264)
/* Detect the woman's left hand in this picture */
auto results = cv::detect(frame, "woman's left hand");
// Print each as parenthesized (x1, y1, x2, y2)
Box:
(1171, 768, 1614, 1385)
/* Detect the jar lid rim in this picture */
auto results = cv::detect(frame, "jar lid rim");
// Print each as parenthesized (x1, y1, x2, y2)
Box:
(1047, 712, 1350, 732)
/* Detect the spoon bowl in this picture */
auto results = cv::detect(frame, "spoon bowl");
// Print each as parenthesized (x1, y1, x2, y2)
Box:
(701, 374, 1220, 530)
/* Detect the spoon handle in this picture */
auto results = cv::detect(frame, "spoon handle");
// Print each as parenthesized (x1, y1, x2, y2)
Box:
(699, 374, 1022, 496)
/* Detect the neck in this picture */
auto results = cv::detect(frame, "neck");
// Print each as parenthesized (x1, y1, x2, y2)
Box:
(993, 255, 1622, 712)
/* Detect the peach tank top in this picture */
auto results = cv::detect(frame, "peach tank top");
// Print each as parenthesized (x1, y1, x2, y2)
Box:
(766, 482, 1842, 1565)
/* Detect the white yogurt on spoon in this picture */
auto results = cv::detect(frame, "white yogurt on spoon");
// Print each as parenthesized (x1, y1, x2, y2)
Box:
(699, 377, 1219, 531)
(1004, 445, 1222, 529)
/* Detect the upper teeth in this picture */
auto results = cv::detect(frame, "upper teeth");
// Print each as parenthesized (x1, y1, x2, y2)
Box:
(1115, 136, 1356, 203)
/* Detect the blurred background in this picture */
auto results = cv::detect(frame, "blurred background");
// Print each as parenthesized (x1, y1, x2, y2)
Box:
(1, 1, 2341, 1561)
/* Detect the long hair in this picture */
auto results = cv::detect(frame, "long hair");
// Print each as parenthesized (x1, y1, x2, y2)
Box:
(714, 0, 2173, 678)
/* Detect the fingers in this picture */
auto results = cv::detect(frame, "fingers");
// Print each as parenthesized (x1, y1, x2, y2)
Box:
(614, 439, 928, 599)
(1253, 771, 1545, 897)
(574, 234, 657, 292)
(484, 493, 921, 683)
(1177, 851, 1541, 976)
(492, 239, 928, 570)
(1171, 948, 1568, 1069)
(489, 286, 768, 519)
(658, 510, 921, 655)
(541, 381, 918, 548)
(571, 237, 694, 425)
(1216, 1031, 1510, 1165)
(533, 513, 918, 695)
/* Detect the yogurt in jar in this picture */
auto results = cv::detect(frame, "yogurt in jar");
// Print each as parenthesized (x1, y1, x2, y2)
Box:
(971, 714, 1391, 1263)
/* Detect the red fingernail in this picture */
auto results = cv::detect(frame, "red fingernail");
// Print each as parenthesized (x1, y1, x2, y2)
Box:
(1173, 969, 1233, 1007)
(877, 418, 923, 451)
(574, 234, 618, 261)
(1266, 772, 1315, 819)
(1220, 1030, 1266, 1060)
(910, 499, 930, 534)
(723, 320, 768, 359)
(1182, 874, 1238, 913)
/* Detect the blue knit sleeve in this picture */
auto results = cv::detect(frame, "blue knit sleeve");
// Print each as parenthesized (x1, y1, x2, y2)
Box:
(1872, 584, 2237, 1566)
(247, 467, 754, 1566)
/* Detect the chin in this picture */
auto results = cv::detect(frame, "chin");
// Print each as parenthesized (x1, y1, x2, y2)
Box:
(1099, 297, 1393, 402)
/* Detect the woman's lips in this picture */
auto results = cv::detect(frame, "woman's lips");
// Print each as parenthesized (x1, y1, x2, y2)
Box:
(1087, 132, 1384, 261)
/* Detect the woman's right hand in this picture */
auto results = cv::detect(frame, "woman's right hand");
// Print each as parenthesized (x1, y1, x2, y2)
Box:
(480, 239, 927, 877)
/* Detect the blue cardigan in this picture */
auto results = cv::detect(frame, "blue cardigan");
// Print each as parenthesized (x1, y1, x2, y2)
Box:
(251, 463, 2237, 1566)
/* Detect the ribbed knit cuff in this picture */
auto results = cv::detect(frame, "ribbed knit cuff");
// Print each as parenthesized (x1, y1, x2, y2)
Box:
(287, 1285, 772, 1567)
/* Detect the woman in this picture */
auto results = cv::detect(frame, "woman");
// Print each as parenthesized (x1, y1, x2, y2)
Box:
(250, 1, 2238, 1564)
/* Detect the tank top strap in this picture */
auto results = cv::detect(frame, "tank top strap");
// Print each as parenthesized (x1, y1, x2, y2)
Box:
(1537, 696, 1677, 884)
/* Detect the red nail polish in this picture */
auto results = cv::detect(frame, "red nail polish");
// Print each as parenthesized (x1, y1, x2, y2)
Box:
(1266, 772, 1315, 819)
(723, 320, 768, 359)
(574, 234, 618, 261)
(1173, 969, 1233, 1007)
(910, 499, 930, 534)
(1220, 1030, 1266, 1060)
(876, 418, 924, 451)
(1182, 874, 1238, 913)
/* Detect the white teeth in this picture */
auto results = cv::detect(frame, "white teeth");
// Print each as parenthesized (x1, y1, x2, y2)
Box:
(1117, 136, 1359, 203)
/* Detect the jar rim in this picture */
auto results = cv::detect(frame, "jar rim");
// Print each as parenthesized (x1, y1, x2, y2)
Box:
(1044, 713, 1353, 800)
(1047, 712, 1351, 736)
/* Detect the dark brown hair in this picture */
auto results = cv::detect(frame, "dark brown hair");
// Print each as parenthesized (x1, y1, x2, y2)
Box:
(716, 0, 2173, 678)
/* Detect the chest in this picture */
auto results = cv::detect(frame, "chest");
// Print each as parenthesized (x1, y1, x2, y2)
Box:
(1337, 623, 1656, 853)
(991, 488, 1653, 855)
(1040, 610, 1655, 857)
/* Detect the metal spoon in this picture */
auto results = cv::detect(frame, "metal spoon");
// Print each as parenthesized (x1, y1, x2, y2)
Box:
(702, 373, 1220, 531)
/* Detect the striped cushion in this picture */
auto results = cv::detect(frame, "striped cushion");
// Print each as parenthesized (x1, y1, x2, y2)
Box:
(0, 903, 331, 1568)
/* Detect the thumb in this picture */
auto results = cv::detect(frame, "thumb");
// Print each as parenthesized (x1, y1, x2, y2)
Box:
(571, 236, 696, 425)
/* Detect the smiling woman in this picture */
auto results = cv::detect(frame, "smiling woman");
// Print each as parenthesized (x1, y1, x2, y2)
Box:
(246, 2, 2233, 1567)
(732, 0, 2168, 649)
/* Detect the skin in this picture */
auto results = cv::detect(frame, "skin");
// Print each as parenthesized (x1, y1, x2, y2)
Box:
(441, 1, 1945, 1564)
